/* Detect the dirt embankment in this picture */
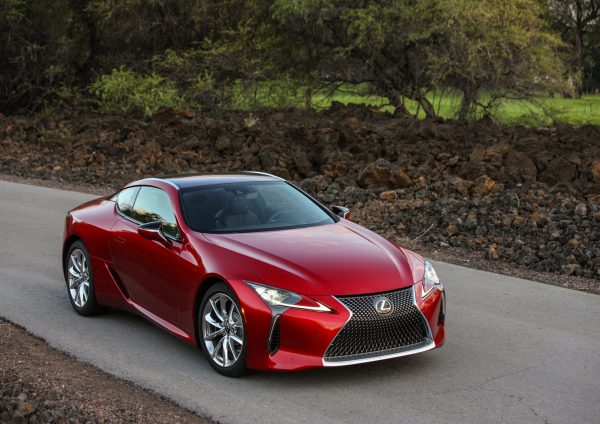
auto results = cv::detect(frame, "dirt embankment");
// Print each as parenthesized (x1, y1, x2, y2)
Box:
(1, 106, 599, 281)
(0, 319, 208, 423)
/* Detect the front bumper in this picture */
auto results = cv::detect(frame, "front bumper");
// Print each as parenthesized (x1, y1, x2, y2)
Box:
(229, 280, 445, 371)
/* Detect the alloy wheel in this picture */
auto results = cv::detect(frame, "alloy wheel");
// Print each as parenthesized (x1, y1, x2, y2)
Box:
(68, 248, 90, 308)
(202, 293, 244, 368)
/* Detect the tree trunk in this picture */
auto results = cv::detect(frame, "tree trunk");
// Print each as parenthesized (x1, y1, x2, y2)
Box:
(572, 27, 585, 99)
(304, 84, 313, 109)
(418, 95, 436, 119)
(458, 87, 476, 121)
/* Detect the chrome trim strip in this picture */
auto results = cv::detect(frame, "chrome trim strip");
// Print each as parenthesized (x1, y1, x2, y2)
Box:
(322, 285, 435, 367)
(322, 340, 436, 367)
(412, 284, 434, 341)
(243, 171, 285, 181)
(275, 301, 331, 312)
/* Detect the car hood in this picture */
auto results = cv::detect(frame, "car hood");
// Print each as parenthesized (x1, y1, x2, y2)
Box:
(202, 222, 418, 296)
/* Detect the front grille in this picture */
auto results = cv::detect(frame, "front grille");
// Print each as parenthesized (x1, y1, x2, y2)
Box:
(324, 287, 430, 362)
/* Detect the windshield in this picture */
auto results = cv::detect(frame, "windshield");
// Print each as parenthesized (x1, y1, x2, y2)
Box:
(181, 181, 336, 233)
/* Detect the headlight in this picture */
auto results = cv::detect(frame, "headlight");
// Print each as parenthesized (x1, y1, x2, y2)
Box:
(246, 282, 331, 312)
(422, 261, 441, 298)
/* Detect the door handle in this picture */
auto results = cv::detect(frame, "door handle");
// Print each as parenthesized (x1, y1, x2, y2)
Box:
(115, 236, 126, 245)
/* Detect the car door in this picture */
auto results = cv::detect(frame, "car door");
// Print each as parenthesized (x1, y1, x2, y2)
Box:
(110, 185, 182, 324)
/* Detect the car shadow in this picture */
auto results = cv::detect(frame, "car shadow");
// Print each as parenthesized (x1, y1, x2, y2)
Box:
(87, 307, 442, 387)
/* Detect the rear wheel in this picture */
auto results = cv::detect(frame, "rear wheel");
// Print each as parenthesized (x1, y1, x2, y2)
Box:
(65, 241, 103, 316)
(199, 283, 247, 377)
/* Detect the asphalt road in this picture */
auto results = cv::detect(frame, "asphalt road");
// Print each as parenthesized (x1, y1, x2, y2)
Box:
(0, 179, 598, 424)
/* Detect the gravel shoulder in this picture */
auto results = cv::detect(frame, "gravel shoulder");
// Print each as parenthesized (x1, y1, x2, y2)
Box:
(1, 173, 597, 295)
(0, 317, 210, 423)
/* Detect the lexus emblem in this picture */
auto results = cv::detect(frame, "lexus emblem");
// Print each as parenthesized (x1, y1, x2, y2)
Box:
(374, 297, 393, 315)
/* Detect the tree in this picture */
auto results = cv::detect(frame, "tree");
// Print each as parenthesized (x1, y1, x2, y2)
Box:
(547, 0, 600, 97)
(439, 0, 565, 119)
(227, 0, 565, 119)
(0, 0, 91, 113)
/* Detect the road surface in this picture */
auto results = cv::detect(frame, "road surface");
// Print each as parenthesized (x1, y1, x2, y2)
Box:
(0, 179, 598, 424)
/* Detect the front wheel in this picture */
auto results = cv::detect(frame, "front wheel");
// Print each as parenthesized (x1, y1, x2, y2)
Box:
(199, 283, 248, 377)
(64, 241, 103, 316)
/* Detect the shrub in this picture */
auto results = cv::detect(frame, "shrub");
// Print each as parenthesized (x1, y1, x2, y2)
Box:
(90, 67, 184, 115)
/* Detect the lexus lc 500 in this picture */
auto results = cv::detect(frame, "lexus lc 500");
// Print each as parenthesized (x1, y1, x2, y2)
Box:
(63, 172, 445, 376)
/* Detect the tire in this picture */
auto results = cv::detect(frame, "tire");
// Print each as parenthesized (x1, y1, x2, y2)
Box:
(199, 282, 248, 377)
(64, 240, 103, 316)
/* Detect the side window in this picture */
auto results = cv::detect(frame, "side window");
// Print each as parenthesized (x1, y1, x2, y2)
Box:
(116, 186, 140, 218)
(131, 186, 180, 239)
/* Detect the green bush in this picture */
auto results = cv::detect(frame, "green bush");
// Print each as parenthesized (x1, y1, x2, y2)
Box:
(90, 67, 184, 115)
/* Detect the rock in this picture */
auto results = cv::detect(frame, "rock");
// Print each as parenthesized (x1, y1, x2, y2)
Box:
(505, 150, 537, 182)
(446, 224, 459, 237)
(182, 136, 201, 149)
(451, 177, 474, 196)
(379, 190, 397, 202)
(16, 393, 36, 417)
(215, 136, 231, 151)
(258, 147, 278, 169)
(357, 159, 390, 188)
(575, 203, 587, 217)
(591, 160, 600, 184)
(272, 112, 285, 122)
(486, 243, 500, 260)
(464, 211, 478, 229)
(542, 157, 578, 183)
(561, 264, 581, 276)
(469, 146, 486, 163)
(179, 109, 194, 119)
(472, 175, 496, 197)
(389, 168, 411, 188)
(447, 155, 460, 166)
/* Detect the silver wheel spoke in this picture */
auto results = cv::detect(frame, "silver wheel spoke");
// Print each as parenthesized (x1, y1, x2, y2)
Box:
(223, 335, 230, 365)
(204, 328, 225, 341)
(228, 337, 238, 361)
(220, 297, 228, 322)
(229, 334, 243, 345)
(212, 337, 225, 360)
(82, 282, 89, 304)
(69, 265, 81, 279)
(205, 313, 223, 329)
(209, 299, 223, 322)
(72, 254, 82, 273)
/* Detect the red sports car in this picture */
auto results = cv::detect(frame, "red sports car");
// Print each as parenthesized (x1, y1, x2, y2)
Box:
(63, 172, 445, 376)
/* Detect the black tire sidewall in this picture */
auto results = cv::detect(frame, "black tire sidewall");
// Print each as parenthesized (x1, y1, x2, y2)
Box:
(199, 282, 248, 377)
(65, 240, 102, 316)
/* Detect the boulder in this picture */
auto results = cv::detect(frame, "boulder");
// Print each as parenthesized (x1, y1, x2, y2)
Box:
(379, 190, 398, 202)
(357, 159, 391, 188)
(504, 150, 537, 182)
(389, 168, 411, 188)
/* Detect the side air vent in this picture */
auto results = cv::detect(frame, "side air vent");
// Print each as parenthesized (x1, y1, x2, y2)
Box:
(268, 315, 281, 355)
(106, 265, 130, 299)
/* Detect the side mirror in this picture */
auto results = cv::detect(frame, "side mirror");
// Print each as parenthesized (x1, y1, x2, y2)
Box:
(138, 221, 171, 247)
(331, 205, 350, 220)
